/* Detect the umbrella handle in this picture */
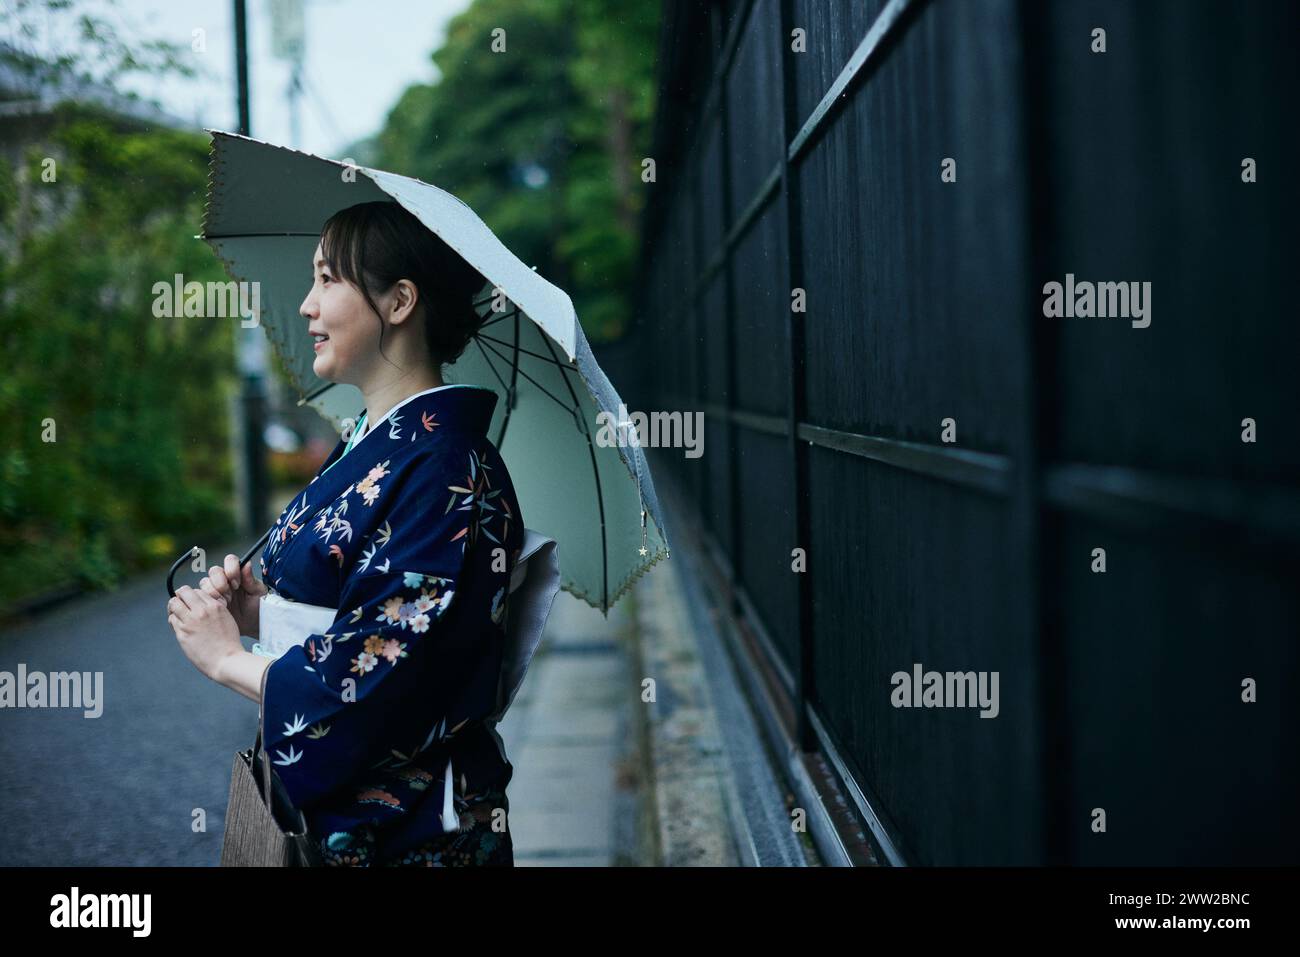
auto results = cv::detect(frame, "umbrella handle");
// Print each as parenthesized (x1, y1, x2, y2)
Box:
(166, 526, 274, 599)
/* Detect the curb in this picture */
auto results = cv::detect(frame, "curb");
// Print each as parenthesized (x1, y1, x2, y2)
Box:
(626, 484, 819, 866)
(628, 555, 741, 865)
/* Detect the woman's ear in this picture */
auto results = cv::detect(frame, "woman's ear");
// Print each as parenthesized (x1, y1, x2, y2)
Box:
(389, 279, 419, 326)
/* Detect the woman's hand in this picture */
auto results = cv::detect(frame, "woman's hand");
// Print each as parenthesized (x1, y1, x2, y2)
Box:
(199, 554, 268, 639)
(168, 585, 244, 681)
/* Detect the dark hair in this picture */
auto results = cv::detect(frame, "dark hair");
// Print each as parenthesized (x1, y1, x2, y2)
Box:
(319, 200, 487, 368)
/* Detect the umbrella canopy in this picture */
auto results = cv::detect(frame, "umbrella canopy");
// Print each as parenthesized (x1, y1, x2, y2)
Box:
(199, 129, 669, 614)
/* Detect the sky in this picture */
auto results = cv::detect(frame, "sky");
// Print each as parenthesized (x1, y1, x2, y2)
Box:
(4, 0, 473, 158)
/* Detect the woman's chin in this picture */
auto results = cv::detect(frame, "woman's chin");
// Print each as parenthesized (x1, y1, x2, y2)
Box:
(312, 355, 337, 380)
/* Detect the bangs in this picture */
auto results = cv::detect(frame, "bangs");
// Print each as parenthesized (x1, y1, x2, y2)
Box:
(319, 212, 373, 293)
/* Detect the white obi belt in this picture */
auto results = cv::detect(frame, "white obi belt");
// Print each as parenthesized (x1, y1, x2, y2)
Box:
(252, 528, 561, 832)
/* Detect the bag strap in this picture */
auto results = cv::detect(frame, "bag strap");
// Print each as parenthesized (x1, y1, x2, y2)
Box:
(253, 662, 273, 810)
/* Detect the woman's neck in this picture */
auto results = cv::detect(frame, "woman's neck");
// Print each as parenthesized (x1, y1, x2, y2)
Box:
(360, 371, 445, 433)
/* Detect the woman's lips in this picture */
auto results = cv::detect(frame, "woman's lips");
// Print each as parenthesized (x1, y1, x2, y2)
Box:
(313, 337, 328, 351)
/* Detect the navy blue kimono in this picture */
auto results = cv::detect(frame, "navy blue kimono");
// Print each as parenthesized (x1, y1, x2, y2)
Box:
(258, 384, 525, 865)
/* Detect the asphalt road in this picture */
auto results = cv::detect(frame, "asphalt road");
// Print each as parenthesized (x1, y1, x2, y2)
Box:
(0, 527, 648, 867)
(0, 542, 260, 866)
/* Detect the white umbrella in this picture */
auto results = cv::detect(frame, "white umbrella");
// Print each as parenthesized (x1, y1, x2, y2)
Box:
(192, 129, 669, 613)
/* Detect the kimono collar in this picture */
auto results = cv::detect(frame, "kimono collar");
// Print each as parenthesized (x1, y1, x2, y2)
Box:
(347, 383, 499, 453)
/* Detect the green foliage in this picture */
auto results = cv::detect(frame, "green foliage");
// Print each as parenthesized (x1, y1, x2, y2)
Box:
(0, 0, 664, 614)
(0, 107, 237, 612)
(368, 0, 660, 342)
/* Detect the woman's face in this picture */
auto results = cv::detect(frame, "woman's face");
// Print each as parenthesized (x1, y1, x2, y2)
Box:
(300, 242, 382, 384)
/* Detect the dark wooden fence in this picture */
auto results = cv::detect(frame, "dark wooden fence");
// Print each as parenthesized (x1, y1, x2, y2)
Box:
(625, 0, 1298, 864)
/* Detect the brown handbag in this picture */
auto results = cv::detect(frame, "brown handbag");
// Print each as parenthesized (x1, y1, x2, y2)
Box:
(219, 663, 324, 866)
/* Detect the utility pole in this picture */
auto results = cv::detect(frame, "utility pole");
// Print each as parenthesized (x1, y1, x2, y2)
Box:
(233, 0, 269, 542)
(270, 0, 306, 147)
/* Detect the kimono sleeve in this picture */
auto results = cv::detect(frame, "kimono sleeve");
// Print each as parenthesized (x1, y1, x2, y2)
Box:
(260, 445, 480, 811)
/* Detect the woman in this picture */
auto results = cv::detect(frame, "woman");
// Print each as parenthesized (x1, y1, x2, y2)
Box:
(167, 200, 525, 866)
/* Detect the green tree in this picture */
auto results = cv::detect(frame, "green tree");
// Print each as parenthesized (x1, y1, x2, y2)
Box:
(0, 112, 237, 612)
(369, 0, 660, 341)
(0, 1, 233, 613)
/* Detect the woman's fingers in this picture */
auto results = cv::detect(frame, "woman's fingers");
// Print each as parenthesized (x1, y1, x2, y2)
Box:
(174, 584, 213, 611)
(199, 576, 230, 607)
(242, 560, 268, 596)
(223, 554, 242, 591)
(207, 565, 231, 597)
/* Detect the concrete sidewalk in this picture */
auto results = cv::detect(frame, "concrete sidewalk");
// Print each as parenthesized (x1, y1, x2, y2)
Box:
(497, 496, 818, 866)
(494, 589, 640, 866)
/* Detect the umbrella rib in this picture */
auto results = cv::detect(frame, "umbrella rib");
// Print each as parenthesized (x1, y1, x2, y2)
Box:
(471, 328, 521, 452)
(494, 311, 522, 450)
(471, 293, 517, 322)
(475, 335, 580, 421)
(474, 332, 572, 367)
(477, 308, 520, 331)
(470, 334, 517, 399)
(538, 333, 610, 613)
(298, 380, 337, 404)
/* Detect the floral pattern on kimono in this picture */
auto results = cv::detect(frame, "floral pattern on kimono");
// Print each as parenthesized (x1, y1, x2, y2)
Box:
(258, 385, 526, 863)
